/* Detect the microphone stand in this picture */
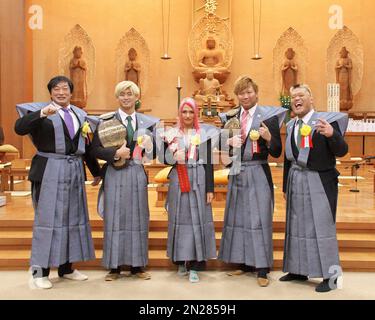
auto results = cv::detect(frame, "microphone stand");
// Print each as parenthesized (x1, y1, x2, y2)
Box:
(349, 159, 369, 193)
(350, 163, 360, 193)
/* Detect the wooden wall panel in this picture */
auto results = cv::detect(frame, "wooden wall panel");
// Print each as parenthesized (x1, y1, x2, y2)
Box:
(0, 0, 27, 155)
(345, 135, 364, 157)
(364, 135, 375, 157)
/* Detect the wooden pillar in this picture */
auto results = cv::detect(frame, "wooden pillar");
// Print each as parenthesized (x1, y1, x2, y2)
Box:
(0, 0, 31, 157)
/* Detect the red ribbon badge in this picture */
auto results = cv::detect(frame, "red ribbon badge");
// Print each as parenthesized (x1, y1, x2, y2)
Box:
(249, 130, 261, 154)
(300, 125, 313, 149)
(301, 135, 313, 149)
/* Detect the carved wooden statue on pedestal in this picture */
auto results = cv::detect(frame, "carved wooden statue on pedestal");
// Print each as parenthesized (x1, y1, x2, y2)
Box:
(124, 48, 141, 87)
(193, 69, 234, 118)
(281, 48, 298, 95)
(336, 46, 353, 111)
(193, 37, 230, 84)
(194, 69, 225, 103)
(69, 46, 88, 109)
(195, 37, 227, 73)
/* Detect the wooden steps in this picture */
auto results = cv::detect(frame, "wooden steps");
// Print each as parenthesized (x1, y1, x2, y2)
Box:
(1, 249, 375, 272)
(2, 167, 375, 272)
(2, 230, 375, 250)
(1, 219, 375, 231)
(0, 221, 375, 271)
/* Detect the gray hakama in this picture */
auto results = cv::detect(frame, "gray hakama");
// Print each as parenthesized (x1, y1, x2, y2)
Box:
(16, 103, 96, 269)
(97, 113, 159, 269)
(219, 160, 273, 268)
(283, 112, 348, 279)
(100, 162, 150, 268)
(218, 106, 287, 269)
(166, 163, 217, 262)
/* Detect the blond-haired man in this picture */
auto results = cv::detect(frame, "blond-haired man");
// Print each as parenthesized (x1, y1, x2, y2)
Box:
(91, 81, 159, 281)
(218, 76, 287, 287)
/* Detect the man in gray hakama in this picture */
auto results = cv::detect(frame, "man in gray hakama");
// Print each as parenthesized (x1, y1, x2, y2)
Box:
(14, 76, 101, 289)
(91, 81, 159, 281)
(280, 84, 348, 293)
(218, 76, 287, 287)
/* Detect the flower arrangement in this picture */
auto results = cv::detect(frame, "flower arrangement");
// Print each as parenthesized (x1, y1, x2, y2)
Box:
(190, 134, 201, 146)
(279, 94, 291, 110)
(249, 130, 260, 141)
(135, 100, 141, 111)
(300, 124, 313, 148)
(279, 93, 294, 123)
(81, 121, 91, 138)
(300, 124, 312, 137)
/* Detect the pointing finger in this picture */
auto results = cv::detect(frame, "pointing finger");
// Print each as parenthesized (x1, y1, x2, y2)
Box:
(318, 118, 329, 125)
(261, 122, 268, 129)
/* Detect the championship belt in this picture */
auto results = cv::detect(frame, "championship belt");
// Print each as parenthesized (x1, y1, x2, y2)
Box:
(224, 117, 241, 137)
(98, 116, 127, 169)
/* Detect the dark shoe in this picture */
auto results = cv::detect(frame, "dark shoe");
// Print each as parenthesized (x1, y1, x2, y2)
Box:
(105, 270, 121, 281)
(130, 267, 142, 274)
(257, 269, 268, 279)
(279, 273, 308, 282)
(57, 262, 73, 277)
(315, 279, 336, 293)
(241, 265, 255, 273)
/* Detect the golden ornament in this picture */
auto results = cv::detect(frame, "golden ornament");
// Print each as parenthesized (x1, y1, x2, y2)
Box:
(137, 136, 144, 145)
(249, 130, 260, 141)
(191, 134, 201, 146)
(300, 124, 312, 137)
(81, 121, 91, 138)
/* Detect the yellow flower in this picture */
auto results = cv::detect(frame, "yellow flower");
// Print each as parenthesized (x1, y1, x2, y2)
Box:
(190, 134, 201, 146)
(137, 136, 144, 146)
(81, 121, 91, 138)
(300, 124, 312, 137)
(249, 130, 260, 141)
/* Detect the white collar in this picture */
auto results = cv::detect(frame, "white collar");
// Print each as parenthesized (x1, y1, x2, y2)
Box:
(240, 104, 257, 117)
(297, 109, 315, 124)
(118, 108, 136, 122)
(53, 102, 71, 111)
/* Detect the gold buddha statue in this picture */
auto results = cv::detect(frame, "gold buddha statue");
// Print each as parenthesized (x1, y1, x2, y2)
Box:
(193, 37, 230, 84)
(194, 69, 225, 104)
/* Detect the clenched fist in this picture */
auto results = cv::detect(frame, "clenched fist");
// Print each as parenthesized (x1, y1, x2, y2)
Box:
(41, 104, 59, 117)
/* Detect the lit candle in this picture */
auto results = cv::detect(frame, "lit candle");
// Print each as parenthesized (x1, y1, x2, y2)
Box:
(177, 76, 181, 88)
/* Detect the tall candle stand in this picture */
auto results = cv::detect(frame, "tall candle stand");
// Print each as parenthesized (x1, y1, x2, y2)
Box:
(176, 86, 182, 110)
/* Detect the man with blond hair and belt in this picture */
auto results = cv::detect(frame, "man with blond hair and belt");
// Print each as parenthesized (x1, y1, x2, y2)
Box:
(91, 81, 159, 281)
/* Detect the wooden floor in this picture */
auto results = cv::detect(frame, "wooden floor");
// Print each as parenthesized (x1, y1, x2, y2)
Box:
(0, 165, 374, 271)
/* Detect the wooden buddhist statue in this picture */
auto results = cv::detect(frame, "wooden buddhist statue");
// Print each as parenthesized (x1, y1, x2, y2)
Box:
(335, 46, 353, 111)
(69, 46, 88, 109)
(124, 48, 141, 87)
(281, 48, 298, 95)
